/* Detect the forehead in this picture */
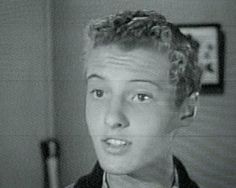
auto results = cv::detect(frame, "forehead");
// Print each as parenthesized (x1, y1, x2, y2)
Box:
(85, 45, 170, 84)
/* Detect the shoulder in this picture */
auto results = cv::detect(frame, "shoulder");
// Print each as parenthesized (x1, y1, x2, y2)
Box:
(70, 162, 104, 188)
(173, 156, 200, 188)
(65, 183, 75, 188)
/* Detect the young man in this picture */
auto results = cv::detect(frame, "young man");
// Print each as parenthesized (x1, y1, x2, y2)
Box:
(68, 10, 202, 188)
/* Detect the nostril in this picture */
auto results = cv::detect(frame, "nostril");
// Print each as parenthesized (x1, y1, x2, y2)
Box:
(116, 123, 123, 128)
(104, 112, 129, 129)
(104, 100, 129, 128)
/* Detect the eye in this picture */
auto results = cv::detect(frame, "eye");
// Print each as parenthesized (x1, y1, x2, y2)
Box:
(90, 89, 105, 99)
(132, 93, 152, 103)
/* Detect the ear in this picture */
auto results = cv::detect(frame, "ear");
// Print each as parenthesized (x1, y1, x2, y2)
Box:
(179, 92, 199, 125)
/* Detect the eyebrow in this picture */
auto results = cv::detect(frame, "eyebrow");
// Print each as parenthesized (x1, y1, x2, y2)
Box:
(129, 79, 162, 89)
(87, 74, 162, 89)
(87, 74, 105, 81)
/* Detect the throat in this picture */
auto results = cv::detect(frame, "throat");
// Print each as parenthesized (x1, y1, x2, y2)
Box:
(104, 155, 175, 188)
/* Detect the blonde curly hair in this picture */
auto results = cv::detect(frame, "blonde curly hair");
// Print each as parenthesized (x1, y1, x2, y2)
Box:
(83, 10, 202, 107)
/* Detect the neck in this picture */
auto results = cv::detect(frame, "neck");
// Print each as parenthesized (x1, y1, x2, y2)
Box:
(107, 151, 174, 188)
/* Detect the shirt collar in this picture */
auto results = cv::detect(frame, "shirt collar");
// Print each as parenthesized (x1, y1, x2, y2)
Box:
(102, 164, 179, 188)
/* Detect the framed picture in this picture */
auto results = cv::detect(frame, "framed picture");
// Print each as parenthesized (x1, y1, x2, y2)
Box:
(178, 24, 225, 94)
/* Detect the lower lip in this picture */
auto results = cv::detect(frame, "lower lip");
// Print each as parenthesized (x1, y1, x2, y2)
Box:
(101, 140, 131, 155)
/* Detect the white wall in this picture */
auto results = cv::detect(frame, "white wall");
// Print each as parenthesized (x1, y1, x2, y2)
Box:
(53, 0, 236, 187)
(0, 0, 54, 187)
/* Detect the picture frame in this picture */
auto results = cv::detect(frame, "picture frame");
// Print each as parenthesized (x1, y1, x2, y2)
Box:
(178, 24, 225, 94)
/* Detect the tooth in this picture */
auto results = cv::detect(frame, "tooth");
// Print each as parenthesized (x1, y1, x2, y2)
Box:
(107, 139, 126, 145)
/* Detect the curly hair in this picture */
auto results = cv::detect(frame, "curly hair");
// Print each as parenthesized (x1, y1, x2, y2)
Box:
(83, 10, 202, 107)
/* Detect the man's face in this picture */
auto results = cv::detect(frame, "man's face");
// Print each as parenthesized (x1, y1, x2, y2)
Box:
(85, 45, 179, 175)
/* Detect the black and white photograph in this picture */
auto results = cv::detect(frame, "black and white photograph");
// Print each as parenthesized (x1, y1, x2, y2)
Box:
(0, 1, 235, 188)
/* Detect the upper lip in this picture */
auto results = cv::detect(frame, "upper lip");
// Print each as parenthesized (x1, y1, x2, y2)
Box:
(102, 137, 132, 144)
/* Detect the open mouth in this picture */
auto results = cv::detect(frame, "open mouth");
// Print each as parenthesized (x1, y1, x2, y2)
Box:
(103, 138, 131, 146)
(101, 137, 132, 155)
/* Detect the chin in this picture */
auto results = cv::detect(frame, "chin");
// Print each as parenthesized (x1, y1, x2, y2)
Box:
(97, 155, 136, 175)
(100, 161, 132, 175)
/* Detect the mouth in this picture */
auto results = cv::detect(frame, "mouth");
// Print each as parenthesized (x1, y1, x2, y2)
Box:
(101, 137, 132, 155)
(103, 138, 132, 146)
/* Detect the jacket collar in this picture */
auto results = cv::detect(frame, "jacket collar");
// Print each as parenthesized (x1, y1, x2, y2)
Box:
(74, 156, 199, 188)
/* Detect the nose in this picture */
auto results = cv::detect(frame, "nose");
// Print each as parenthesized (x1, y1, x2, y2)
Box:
(104, 98, 129, 129)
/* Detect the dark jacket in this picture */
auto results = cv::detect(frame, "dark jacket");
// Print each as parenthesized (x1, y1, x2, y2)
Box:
(71, 156, 199, 188)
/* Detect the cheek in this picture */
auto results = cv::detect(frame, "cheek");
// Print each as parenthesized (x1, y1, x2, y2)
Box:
(128, 104, 171, 136)
(128, 106, 172, 161)
(85, 99, 105, 135)
(129, 126, 170, 166)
